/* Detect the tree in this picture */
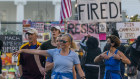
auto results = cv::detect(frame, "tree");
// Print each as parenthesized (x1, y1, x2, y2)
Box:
(130, 14, 140, 22)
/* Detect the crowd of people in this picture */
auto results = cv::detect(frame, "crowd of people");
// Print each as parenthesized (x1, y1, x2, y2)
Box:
(0, 25, 139, 79)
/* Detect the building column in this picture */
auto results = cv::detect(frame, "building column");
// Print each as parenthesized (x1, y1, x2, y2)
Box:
(14, 0, 27, 34)
(53, 1, 61, 21)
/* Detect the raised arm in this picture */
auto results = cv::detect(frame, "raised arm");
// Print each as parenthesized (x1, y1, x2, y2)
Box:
(79, 36, 87, 51)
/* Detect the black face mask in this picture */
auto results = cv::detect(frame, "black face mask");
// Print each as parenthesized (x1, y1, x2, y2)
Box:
(106, 43, 111, 50)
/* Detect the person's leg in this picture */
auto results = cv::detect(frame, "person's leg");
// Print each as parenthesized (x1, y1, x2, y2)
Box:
(85, 66, 99, 79)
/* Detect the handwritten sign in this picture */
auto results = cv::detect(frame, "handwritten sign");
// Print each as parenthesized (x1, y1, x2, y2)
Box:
(116, 22, 140, 39)
(67, 21, 99, 40)
(0, 35, 22, 53)
(77, 0, 122, 23)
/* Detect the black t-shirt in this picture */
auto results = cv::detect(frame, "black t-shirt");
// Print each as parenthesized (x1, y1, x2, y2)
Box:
(40, 40, 57, 79)
(40, 40, 57, 50)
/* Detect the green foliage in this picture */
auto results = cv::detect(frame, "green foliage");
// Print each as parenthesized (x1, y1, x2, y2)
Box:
(130, 14, 140, 22)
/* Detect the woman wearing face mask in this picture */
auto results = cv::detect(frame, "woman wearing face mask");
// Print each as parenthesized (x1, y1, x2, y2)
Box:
(94, 35, 131, 79)
(104, 29, 126, 79)
(13, 34, 85, 79)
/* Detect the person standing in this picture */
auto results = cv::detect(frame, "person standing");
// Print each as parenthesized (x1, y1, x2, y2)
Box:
(103, 29, 126, 78)
(80, 35, 103, 79)
(17, 28, 46, 79)
(126, 36, 140, 79)
(94, 35, 131, 79)
(34, 26, 61, 79)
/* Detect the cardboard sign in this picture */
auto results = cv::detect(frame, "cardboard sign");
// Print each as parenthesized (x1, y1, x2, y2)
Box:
(116, 22, 140, 39)
(77, 0, 122, 23)
(67, 21, 99, 40)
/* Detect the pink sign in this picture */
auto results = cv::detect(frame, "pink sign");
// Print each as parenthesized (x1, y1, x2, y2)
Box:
(99, 33, 106, 40)
(67, 21, 99, 40)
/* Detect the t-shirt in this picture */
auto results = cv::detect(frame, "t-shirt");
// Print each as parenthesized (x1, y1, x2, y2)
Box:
(40, 40, 57, 50)
(47, 48, 80, 73)
(17, 42, 45, 79)
(40, 40, 56, 62)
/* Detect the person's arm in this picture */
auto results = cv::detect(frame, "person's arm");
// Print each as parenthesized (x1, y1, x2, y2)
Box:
(79, 36, 87, 51)
(14, 49, 50, 57)
(45, 62, 54, 72)
(73, 66, 77, 79)
(94, 52, 108, 63)
(34, 47, 46, 75)
(18, 65, 23, 77)
(75, 64, 85, 79)
(114, 51, 131, 65)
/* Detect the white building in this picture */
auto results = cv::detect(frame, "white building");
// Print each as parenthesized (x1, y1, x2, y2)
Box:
(0, 0, 76, 22)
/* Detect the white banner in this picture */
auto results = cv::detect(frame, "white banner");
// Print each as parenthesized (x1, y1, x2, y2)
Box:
(77, 0, 122, 23)
(116, 22, 140, 39)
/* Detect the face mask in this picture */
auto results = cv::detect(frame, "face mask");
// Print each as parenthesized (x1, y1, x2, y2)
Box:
(106, 43, 111, 50)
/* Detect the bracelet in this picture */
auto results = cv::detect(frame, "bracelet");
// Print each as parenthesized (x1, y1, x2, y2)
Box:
(81, 76, 86, 79)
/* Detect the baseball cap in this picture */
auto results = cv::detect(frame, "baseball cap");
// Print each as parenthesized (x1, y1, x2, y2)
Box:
(51, 26, 61, 32)
(27, 28, 38, 35)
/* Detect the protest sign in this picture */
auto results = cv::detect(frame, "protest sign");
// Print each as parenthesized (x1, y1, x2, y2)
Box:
(99, 33, 106, 40)
(116, 22, 140, 39)
(99, 23, 107, 33)
(0, 35, 22, 53)
(77, 0, 122, 23)
(67, 21, 99, 40)
(31, 22, 44, 33)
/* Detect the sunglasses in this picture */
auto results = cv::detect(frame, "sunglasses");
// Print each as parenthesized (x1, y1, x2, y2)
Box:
(59, 40, 68, 43)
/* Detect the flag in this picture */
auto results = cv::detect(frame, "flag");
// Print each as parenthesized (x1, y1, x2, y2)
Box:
(60, 0, 72, 24)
